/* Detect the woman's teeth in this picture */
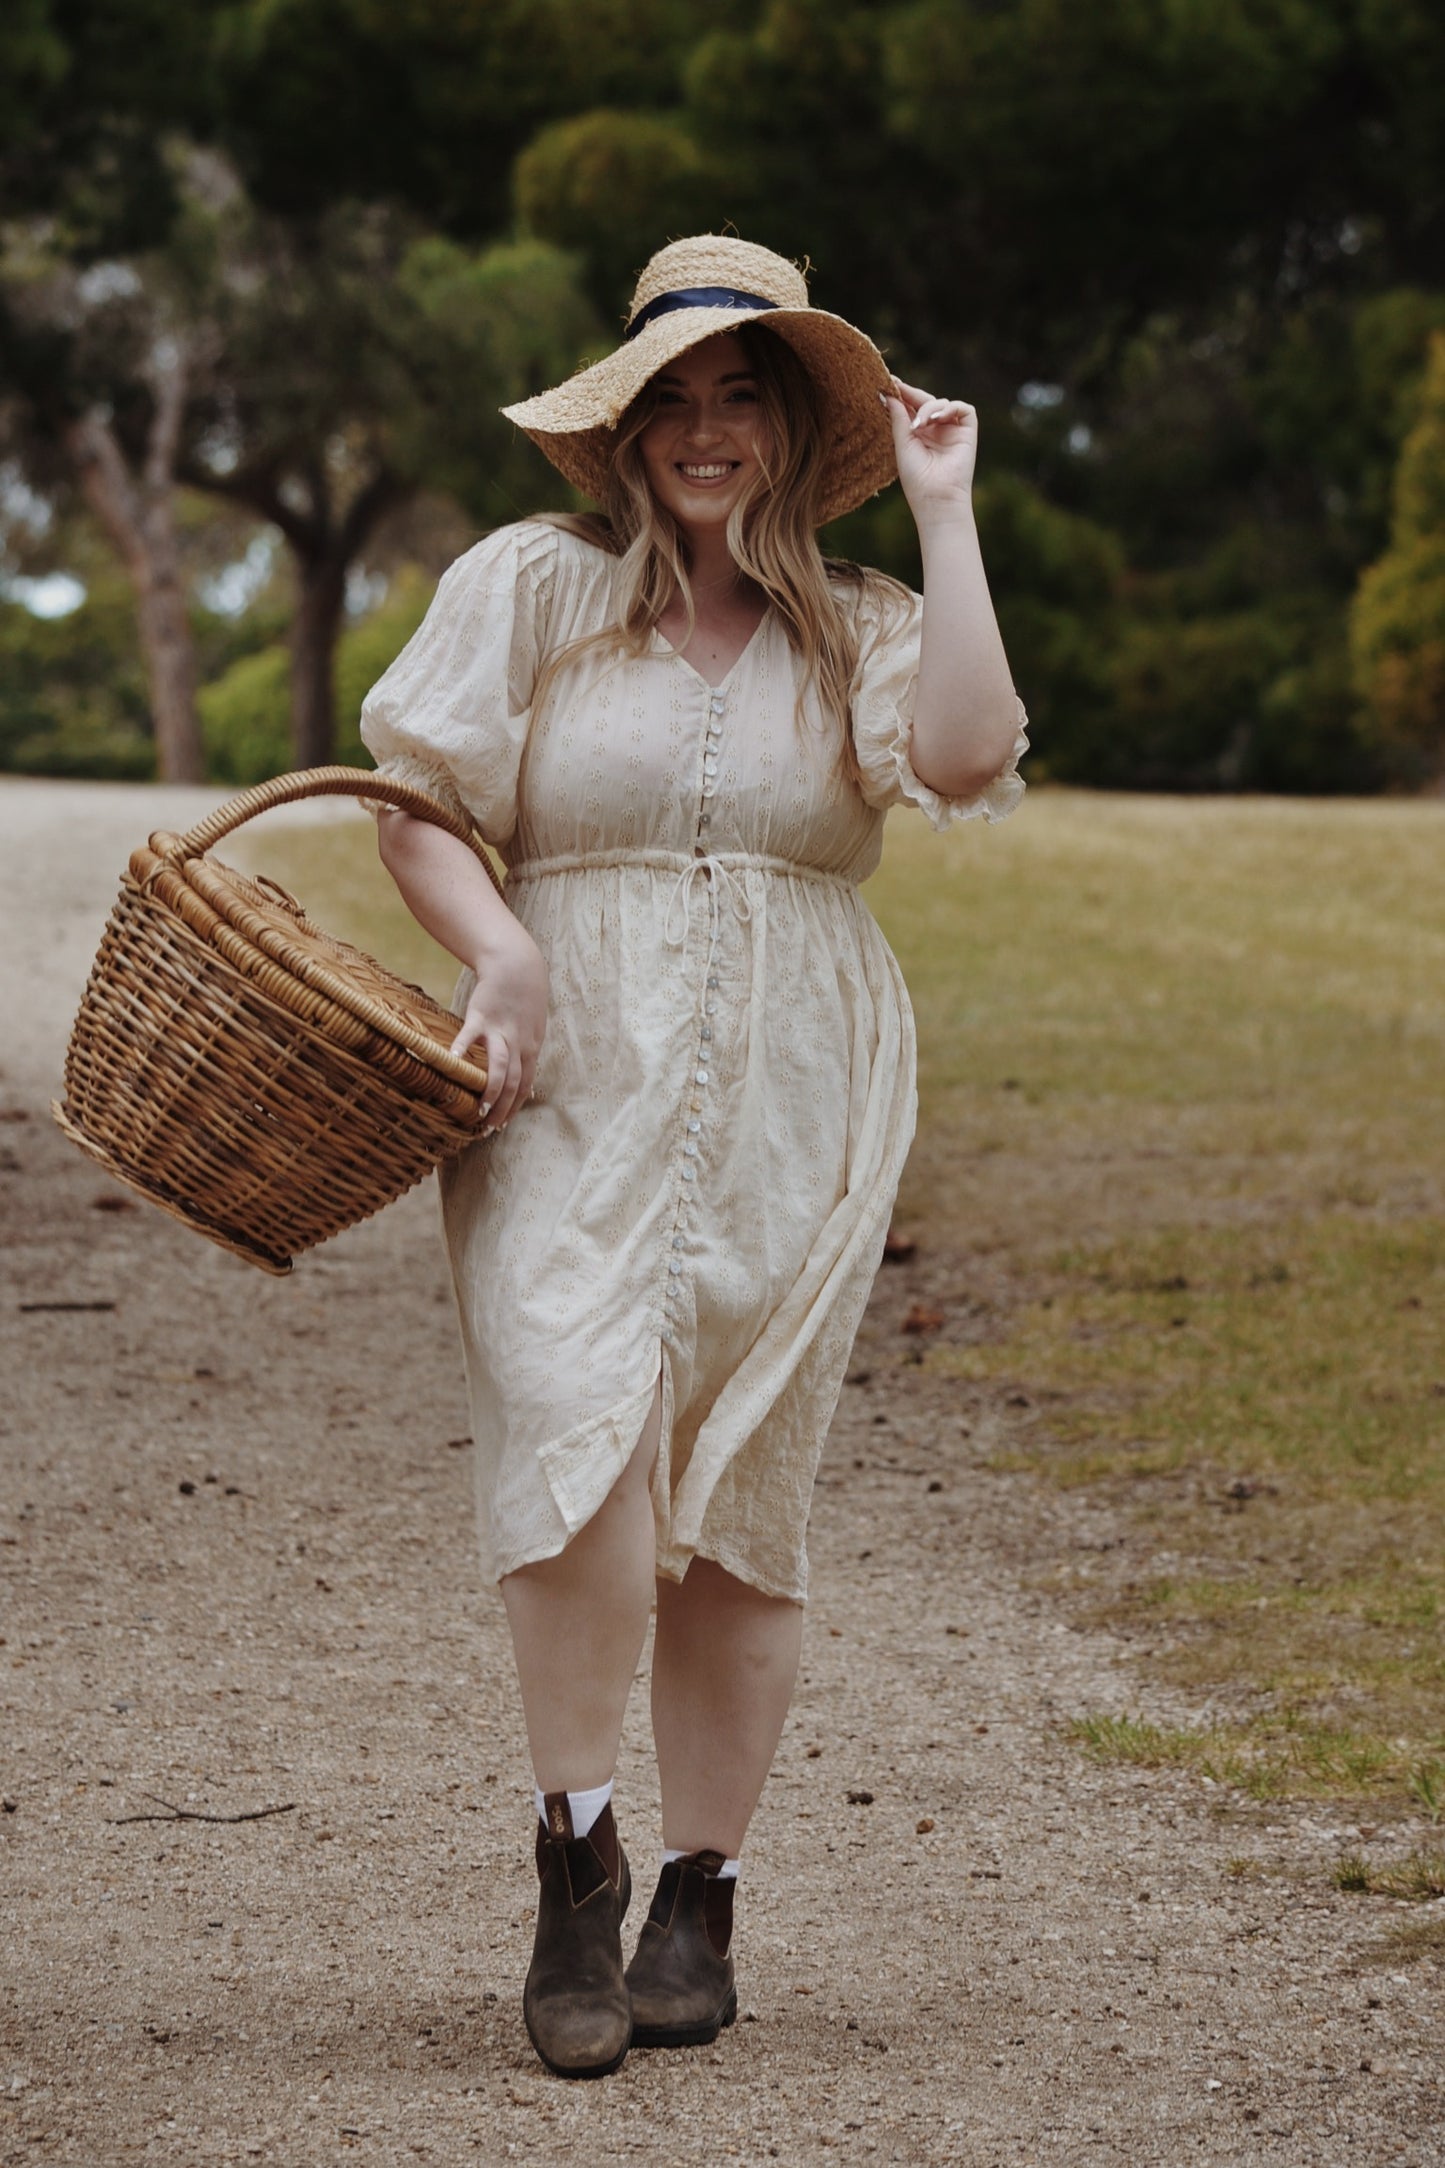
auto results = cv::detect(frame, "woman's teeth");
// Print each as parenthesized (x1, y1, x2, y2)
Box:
(679, 464, 735, 479)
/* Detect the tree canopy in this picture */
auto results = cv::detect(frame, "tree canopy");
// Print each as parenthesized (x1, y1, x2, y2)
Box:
(4, 0, 1444, 784)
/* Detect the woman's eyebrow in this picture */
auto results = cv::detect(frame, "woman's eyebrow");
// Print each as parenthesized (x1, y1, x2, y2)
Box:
(654, 371, 759, 387)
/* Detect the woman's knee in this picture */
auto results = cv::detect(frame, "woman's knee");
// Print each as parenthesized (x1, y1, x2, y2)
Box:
(663, 1555, 803, 1623)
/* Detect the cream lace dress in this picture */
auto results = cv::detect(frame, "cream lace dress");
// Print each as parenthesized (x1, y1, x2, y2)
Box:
(360, 521, 1027, 1601)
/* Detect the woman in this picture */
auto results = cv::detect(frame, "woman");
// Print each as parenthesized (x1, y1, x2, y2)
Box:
(360, 235, 1027, 2079)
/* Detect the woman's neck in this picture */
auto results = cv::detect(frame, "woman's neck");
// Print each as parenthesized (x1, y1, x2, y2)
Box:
(683, 526, 745, 598)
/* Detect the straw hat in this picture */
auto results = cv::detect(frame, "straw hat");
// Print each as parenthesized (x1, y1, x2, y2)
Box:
(501, 236, 898, 525)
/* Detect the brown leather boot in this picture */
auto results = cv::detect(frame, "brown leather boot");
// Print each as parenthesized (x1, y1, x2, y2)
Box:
(523, 1792, 633, 2078)
(625, 1850, 737, 2048)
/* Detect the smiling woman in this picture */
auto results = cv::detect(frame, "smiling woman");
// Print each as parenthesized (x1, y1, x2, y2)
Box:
(357, 233, 1028, 2078)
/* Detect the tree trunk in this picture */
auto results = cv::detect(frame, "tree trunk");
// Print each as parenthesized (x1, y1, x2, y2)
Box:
(133, 539, 202, 783)
(285, 471, 411, 770)
(289, 551, 347, 769)
(63, 358, 205, 784)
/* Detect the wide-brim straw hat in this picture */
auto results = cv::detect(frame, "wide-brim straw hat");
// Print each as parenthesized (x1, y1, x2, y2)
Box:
(501, 236, 897, 525)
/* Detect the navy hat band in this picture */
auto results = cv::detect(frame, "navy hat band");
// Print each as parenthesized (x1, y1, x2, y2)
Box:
(624, 287, 779, 341)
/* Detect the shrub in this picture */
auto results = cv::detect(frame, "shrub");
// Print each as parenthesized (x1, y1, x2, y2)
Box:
(1350, 332, 1445, 778)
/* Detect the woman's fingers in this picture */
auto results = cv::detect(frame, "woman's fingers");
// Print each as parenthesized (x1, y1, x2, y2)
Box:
(449, 999, 541, 1135)
(911, 399, 972, 437)
(448, 1009, 484, 1061)
(886, 374, 973, 434)
(476, 1027, 508, 1131)
(486, 1034, 526, 1131)
(476, 1027, 535, 1134)
(888, 373, 927, 411)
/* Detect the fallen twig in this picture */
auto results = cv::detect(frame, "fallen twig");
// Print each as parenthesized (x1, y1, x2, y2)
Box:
(109, 1792, 297, 1826)
(20, 1300, 117, 1313)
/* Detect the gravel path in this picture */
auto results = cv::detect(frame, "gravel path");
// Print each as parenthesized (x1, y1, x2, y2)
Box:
(2, 779, 1440, 2165)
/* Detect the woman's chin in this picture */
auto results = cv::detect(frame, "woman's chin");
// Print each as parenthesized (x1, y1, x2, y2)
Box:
(666, 489, 742, 532)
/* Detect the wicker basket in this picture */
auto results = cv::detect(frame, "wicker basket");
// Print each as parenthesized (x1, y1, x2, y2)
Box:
(52, 765, 503, 1276)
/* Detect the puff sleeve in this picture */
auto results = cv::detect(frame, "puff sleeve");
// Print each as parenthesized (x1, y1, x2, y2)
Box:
(849, 579, 1029, 830)
(358, 520, 560, 848)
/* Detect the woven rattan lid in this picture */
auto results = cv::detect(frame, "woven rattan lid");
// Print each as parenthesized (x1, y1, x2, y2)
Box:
(138, 839, 489, 1118)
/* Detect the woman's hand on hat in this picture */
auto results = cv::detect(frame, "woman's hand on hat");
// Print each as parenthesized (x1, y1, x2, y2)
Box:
(882, 375, 978, 520)
(448, 920, 549, 1134)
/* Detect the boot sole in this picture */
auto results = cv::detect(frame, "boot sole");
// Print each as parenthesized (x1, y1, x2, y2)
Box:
(630, 1985, 738, 2050)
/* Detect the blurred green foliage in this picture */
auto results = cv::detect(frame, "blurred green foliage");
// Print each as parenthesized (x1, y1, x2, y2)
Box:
(5, 0, 1445, 788)
(1351, 333, 1445, 774)
(0, 582, 153, 778)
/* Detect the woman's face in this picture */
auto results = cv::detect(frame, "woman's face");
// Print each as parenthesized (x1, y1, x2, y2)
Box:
(637, 331, 771, 537)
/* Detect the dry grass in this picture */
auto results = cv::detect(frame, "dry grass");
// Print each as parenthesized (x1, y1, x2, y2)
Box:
(233, 786, 1445, 1808)
(1331, 1850, 1445, 1900)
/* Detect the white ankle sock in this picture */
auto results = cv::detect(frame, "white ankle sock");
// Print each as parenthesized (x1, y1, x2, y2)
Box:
(662, 1847, 739, 1879)
(534, 1779, 613, 1839)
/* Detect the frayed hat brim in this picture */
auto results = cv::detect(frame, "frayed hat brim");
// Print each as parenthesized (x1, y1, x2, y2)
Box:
(501, 302, 897, 526)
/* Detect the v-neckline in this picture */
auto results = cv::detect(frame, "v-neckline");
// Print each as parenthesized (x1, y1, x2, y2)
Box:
(653, 606, 770, 693)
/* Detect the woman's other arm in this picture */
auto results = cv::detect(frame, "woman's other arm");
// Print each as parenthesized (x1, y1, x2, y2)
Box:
(376, 810, 547, 1128)
(883, 376, 1021, 799)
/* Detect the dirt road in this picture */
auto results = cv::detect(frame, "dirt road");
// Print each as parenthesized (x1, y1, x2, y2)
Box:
(2, 779, 1439, 2165)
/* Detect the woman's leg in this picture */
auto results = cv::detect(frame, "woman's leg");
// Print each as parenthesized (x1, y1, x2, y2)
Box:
(651, 1558, 804, 1855)
(501, 1385, 662, 2081)
(500, 1382, 662, 1789)
(625, 1560, 803, 2049)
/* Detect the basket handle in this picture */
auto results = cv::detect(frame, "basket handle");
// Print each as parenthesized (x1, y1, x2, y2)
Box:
(153, 765, 505, 899)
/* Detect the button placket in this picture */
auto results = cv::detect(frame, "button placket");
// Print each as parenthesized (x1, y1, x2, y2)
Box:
(669, 686, 732, 1326)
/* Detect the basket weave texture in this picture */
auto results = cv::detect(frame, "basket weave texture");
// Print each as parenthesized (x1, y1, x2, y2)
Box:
(53, 766, 499, 1276)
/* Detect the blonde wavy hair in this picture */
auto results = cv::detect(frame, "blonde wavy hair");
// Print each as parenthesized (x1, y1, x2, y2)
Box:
(535, 324, 909, 787)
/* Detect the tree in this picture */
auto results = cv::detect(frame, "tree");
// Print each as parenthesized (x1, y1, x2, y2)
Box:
(172, 172, 599, 764)
(214, 0, 712, 237)
(3, 150, 601, 772)
(1351, 331, 1445, 778)
(0, 0, 218, 252)
(0, 236, 209, 778)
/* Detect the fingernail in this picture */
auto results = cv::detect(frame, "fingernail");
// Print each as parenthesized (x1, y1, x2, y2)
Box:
(482, 1124, 496, 1139)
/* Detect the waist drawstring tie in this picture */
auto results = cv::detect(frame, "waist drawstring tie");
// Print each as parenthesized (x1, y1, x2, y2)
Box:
(663, 855, 754, 964)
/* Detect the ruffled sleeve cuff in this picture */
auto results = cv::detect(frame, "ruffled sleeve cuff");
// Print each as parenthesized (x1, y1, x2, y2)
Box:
(850, 576, 1030, 830)
(862, 691, 1031, 832)
(358, 751, 471, 829)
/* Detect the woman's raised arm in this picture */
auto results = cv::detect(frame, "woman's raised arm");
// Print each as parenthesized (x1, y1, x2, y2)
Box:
(883, 375, 1022, 800)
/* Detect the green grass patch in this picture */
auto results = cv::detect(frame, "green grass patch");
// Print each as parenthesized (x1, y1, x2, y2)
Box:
(1070, 1712, 1434, 1803)
(867, 791, 1445, 1254)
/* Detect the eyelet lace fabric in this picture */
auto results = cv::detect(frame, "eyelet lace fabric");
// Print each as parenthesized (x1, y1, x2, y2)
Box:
(360, 521, 1027, 1600)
